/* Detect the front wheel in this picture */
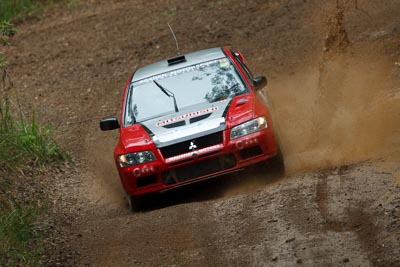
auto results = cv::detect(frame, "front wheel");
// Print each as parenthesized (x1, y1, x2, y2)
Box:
(257, 147, 285, 175)
(127, 194, 144, 212)
(269, 148, 285, 173)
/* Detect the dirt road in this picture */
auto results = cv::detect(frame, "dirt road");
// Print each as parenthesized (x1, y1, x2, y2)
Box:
(5, 0, 400, 265)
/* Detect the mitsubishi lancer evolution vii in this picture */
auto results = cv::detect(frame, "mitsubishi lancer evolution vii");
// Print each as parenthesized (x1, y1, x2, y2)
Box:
(100, 47, 281, 211)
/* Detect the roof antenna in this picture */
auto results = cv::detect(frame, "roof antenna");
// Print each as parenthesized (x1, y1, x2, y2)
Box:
(167, 23, 180, 55)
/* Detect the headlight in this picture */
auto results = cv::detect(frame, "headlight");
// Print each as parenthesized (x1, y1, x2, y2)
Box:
(118, 151, 156, 167)
(230, 116, 267, 139)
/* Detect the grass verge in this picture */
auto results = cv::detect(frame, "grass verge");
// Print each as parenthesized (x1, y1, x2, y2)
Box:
(0, 98, 65, 171)
(0, 0, 81, 21)
(0, 98, 66, 266)
(0, 204, 44, 266)
(0, 8, 70, 265)
(0, 0, 43, 21)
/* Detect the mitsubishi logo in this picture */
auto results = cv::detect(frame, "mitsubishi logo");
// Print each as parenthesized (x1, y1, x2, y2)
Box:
(189, 141, 197, 151)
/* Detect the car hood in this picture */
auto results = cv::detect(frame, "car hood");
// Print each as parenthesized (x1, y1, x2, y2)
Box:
(121, 94, 255, 150)
(142, 93, 254, 148)
(139, 100, 227, 148)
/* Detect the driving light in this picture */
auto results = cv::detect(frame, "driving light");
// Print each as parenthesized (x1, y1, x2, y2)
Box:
(230, 116, 267, 139)
(118, 151, 156, 167)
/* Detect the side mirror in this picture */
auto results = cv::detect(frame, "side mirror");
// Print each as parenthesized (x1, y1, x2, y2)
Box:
(253, 76, 267, 91)
(100, 117, 120, 131)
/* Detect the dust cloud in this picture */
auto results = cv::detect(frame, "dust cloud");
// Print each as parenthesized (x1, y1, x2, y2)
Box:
(84, 131, 126, 207)
(269, 51, 399, 174)
(264, 0, 400, 175)
(223, 51, 400, 198)
(224, 0, 399, 197)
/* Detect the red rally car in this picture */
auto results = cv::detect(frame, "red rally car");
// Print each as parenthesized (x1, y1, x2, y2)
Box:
(100, 47, 280, 211)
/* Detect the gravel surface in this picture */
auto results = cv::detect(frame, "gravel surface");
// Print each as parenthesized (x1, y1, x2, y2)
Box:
(4, 0, 400, 266)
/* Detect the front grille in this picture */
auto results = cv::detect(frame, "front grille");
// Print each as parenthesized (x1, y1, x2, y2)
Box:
(161, 154, 236, 185)
(238, 146, 263, 159)
(160, 131, 223, 158)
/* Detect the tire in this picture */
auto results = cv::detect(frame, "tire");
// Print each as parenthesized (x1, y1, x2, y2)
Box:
(257, 147, 285, 175)
(127, 194, 144, 212)
(270, 148, 285, 173)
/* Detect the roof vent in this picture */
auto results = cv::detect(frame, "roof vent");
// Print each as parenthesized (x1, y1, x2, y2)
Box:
(167, 55, 186, 66)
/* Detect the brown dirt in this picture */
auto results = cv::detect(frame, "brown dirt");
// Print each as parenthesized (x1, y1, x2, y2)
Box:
(4, 0, 400, 266)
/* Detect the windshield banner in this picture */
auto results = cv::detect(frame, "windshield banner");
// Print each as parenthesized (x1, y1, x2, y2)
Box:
(131, 58, 227, 86)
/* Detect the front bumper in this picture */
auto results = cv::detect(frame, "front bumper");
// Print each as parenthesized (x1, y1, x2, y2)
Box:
(117, 127, 277, 196)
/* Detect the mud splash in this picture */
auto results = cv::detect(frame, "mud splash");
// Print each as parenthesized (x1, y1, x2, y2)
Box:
(271, 52, 399, 174)
(268, 1, 400, 174)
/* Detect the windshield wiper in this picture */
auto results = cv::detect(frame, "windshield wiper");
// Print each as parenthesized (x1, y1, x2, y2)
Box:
(153, 80, 179, 113)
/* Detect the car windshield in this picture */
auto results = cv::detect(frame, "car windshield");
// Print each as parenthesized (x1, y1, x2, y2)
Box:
(124, 57, 248, 126)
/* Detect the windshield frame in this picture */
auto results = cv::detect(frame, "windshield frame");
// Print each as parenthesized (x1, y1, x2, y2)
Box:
(122, 56, 250, 128)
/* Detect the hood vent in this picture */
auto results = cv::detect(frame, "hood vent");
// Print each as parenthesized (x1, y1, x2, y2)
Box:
(161, 113, 213, 129)
(189, 113, 212, 124)
(162, 120, 186, 129)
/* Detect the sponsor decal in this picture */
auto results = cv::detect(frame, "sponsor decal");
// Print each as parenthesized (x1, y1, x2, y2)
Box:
(165, 144, 223, 164)
(156, 106, 219, 127)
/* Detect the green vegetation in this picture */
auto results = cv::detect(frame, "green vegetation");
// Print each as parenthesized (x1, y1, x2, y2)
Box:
(0, 18, 16, 89)
(0, 20, 16, 46)
(0, 99, 64, 266)
(0, 53, 8, 69)
(0, 0, 81, 21)
(0, 205, 44, 266)
(0, 96, 60, 259)
(0, 19, 66, 266)
(0, 99, 65, 171)
(0, 0, 43, 21)
(0, 20, 63, 171)
(67, 0, 80, 10)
